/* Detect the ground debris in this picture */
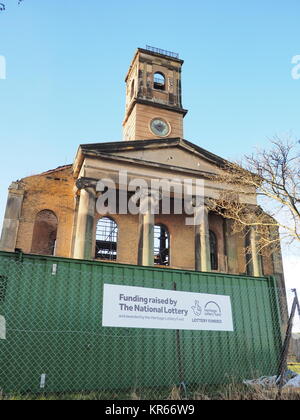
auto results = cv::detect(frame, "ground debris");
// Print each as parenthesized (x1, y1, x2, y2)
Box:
(243, 369, 300, 390)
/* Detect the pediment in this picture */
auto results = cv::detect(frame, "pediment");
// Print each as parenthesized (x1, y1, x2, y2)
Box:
(113, 145, 218, 174)
(78, 138, 226, 176)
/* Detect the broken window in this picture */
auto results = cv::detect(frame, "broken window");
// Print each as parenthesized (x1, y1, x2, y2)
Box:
(154, 224, 169, 266)
(153, 72, 166, 91)
(209, 230, 218, 270)
(95, 217, 118, 261)
(31, 210, 58, 256)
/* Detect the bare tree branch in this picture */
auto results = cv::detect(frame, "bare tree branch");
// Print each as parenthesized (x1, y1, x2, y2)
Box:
(0, 1, 23, 11)
(207, 136, 300, 257)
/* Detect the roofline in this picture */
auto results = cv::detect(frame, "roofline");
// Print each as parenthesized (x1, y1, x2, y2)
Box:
(20, 164, 73, 181)
(137, 48, 184, 64)
(75, 137, 228, 171)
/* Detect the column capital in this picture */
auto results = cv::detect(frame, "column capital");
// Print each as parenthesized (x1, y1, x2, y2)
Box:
(76, 177, 97, 191)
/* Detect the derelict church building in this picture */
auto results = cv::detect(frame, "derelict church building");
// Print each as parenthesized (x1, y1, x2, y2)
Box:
(0, 47, 285, 286)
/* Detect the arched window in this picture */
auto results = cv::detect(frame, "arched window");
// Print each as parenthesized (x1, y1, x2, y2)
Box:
(154, 224, 169, 266)
(31, 210, 58, 256)
(209, 230, 218, 270)
(153, 72, 166, 91)
(96, 217, 118, 261)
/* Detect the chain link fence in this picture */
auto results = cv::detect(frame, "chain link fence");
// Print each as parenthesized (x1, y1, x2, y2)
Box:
(0, 252, 285, 397)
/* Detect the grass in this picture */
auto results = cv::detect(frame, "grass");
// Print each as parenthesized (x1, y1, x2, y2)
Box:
(1, 365, 300, 401)
(1, 383, 300, 400)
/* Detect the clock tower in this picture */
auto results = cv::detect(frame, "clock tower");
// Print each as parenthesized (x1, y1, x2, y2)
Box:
(123, 46, 188, 141)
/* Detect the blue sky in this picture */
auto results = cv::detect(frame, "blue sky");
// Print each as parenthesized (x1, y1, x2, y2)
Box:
(0, 0, 300, 326)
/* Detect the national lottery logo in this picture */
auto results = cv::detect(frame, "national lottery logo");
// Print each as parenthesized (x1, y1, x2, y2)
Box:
(191, 301, 202, 317)
(191, 300, 222, 318)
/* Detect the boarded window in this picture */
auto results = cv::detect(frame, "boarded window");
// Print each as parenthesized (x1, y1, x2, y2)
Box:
(96, 217, 118, 261)
(209, 230, 218, 270)
(154, 224, 169, 266)
(31, 210, 58, 256)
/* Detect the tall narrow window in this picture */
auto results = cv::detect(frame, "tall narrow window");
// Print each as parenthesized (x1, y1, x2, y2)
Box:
(130, 79, 135, 99)
(31, 210, 58, 256)
(209, 230, 218, 270)
(154, 224, 169, 266)
(153, 72, 166, 91)
(96, 217, 118, 261)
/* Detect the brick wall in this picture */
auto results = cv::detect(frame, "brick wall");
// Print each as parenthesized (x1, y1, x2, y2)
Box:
(16, 166, 75, 258)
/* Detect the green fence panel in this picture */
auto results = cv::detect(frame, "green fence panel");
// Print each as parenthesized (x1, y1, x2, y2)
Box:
(0, 251, 282, 394)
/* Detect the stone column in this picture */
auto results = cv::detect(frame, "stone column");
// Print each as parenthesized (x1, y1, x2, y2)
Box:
(195, 206, 211, 272)
(73, 186, 96, 260)
(224, 219, 238, 274)
(249, 226, 263, 277)
(142, 209, 155, 267)
(270, 227, 284, 274)
(138, 193, 155, 267)
(0, 182, 24, 252)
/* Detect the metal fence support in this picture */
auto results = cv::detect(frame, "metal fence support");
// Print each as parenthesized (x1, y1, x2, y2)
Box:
(276, 289, 300, 395)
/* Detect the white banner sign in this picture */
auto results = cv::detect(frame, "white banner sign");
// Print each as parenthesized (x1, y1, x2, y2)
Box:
(102, 284, 234, 332)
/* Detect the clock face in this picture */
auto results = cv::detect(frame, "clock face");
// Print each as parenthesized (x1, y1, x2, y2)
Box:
(150, 118, 170, 137)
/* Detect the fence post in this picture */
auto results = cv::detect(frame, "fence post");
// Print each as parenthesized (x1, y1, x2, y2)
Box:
(276, 289, 300, 395)
(173, 282, 186, 397)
